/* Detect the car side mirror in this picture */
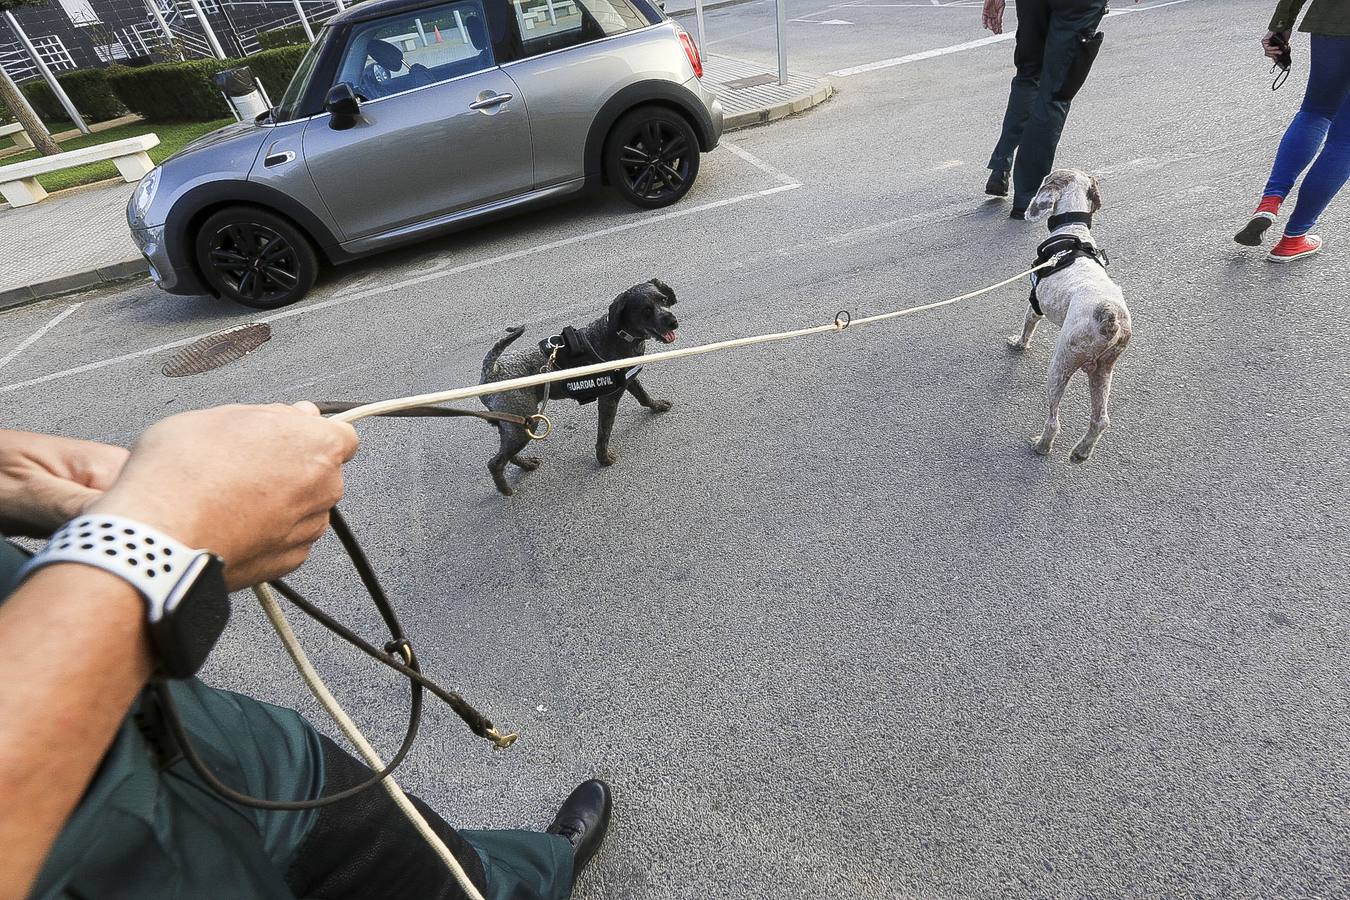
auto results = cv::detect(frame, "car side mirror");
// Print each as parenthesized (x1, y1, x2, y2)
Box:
(325, 83, 361, 124)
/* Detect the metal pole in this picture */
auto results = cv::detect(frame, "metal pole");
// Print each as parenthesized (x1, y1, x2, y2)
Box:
(332, 0, 345, 10)
(143, 0, 183, 59)
(183, 0, 227, 58)
(774, 0, 787, 85)
(3, 10, 90, 134)
(291, 0, 316, 42)
(694, 0, 705, 55)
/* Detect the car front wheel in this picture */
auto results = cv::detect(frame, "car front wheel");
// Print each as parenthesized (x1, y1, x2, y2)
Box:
(604, 106, 700, 209)
(195, 206, 318, 309)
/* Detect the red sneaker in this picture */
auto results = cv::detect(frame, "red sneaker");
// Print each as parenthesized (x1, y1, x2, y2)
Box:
(1235, 195, 1284, 246)
(1268, 234, 1322, 262)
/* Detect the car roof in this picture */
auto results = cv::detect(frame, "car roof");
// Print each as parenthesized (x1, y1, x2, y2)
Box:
(328, 0, 464, 26)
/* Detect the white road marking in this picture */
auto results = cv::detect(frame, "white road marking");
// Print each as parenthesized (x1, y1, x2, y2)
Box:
(0, 303, 82, 373)
(721, 141, 801, 186)
(829, 33, 1010, 76)
(790, 17, 854, 24)
(934, 159, 965, 170)
(0, 184, 801, 395)
(828, 0, 1202, 77)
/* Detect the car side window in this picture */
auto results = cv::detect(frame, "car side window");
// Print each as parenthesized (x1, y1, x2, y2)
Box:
(337, 0, 496, 102)
(510, 0, 647, 57)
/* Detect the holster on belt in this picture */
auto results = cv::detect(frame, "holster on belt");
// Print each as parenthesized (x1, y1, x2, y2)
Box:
(1054, 30, 1105, 101)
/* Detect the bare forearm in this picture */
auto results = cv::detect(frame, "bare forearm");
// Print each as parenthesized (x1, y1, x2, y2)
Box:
(0, 565, 152, 899)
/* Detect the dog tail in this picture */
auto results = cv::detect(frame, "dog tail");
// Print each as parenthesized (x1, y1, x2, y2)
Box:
(482, 325, 526, 381)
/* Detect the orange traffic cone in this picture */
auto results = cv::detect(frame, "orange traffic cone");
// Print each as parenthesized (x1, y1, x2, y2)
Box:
(433, 24, 443, 42)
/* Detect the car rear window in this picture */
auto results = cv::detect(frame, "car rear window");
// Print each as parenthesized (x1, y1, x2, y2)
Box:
(511, 0, 648, 56)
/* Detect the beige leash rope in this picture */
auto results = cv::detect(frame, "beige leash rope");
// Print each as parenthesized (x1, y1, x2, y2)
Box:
(325, 264, 1051, 425)
(251, 262, 1050, 897)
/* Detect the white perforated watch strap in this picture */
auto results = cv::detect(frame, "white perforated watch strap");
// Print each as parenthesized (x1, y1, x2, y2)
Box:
(19, 515, 203, 622)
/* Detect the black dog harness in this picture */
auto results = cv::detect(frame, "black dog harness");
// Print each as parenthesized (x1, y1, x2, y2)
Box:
(1028, 211, 1110, 316)
(538, 326, 642, 404)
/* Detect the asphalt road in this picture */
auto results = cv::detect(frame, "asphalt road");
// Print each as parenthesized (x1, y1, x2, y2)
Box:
(3, 1, 1349, 896)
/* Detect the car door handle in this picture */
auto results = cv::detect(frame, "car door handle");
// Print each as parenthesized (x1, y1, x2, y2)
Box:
(469, 93, 513, 110)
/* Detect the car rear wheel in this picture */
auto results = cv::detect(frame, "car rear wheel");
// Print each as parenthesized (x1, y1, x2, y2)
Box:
(195, 206, 318, 309)
(604, 106, 700, 209)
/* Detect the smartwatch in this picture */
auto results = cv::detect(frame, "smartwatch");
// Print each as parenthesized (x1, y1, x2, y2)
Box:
(19, 514, 231, 678)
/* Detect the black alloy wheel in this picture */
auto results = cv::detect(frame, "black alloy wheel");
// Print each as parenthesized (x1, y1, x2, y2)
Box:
(605, 106, 700, 209)
(195, 206, 318, 309)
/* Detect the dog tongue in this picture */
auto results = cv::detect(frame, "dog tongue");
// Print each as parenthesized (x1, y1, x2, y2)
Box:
(662, 330, 677, 343)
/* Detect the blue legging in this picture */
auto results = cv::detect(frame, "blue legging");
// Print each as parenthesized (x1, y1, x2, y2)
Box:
(1263, 34, 1350, 236)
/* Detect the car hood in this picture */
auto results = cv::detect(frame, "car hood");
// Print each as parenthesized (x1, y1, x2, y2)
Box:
(175, 119, 268, 159)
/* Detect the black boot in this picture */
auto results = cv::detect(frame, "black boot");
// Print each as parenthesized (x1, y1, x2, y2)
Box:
(985, 169, 1010, 197)
(546, 779, 612, 883)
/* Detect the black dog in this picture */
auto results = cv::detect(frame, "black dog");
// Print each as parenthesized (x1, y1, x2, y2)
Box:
(479, 279, 680, 496)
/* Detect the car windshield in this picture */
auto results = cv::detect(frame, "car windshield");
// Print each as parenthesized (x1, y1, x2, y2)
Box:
(273, 27, 336, 121)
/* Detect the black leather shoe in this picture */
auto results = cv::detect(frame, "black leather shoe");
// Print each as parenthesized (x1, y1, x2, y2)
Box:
(985, 169, 1010, 197)
(547, 779, 612, 883)
(1010, 207, 1027, 220)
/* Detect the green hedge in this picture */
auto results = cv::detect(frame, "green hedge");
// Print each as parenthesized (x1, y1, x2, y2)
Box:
(21, 68, 127, 124)
(257, 25, 309, 50)
(106, 47, 308, 122)
(250, 45, 310, 101)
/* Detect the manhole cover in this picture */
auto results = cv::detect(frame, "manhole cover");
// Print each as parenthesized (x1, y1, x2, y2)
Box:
(162, 323, 272, 377)
(724, 74, 777, 90)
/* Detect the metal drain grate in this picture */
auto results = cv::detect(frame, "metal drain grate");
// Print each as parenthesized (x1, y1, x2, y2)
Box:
(162, 323, 272, 377)
(723, 74, 778, 90)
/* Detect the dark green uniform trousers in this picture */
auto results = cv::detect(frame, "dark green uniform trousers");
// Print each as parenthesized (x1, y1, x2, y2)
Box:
(988, 0, 1109, 208)
(1, 539, 572, 900)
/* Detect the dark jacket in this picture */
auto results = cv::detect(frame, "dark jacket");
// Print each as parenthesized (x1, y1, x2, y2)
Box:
(1271, 0, 1350, 36)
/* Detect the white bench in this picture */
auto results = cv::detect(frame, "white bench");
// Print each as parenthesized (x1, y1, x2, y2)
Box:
(0, 133, 159, 208)
(1, 122, 35, 150)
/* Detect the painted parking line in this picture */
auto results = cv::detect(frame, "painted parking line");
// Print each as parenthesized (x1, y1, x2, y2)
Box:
(0, 303, 82, 373)
(0, 176, 800, 395)
(721, 141, 800, 186)
(827, 0, 1202, 77)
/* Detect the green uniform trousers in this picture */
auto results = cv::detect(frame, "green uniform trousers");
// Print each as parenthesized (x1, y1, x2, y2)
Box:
(1, 539, 572, 900)
(988, 0, 1110, 208)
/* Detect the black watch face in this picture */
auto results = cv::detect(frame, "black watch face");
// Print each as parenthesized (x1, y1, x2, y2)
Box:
(155, 555, 230, 679)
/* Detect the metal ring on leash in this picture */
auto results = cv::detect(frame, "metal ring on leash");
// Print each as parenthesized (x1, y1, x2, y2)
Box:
(525, 414, 552, 440)
(834, 310, 852, 331)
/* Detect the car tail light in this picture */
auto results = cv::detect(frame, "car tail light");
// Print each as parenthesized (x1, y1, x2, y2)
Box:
(676, 26, 703, 79)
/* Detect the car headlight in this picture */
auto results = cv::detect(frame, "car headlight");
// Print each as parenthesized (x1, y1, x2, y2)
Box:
(131, 166, 161, 222)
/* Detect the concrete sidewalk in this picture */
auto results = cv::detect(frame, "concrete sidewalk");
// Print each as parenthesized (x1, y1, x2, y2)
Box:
(0, 58, 830, 310)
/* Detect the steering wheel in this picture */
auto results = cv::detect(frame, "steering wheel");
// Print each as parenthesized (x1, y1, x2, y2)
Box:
(358, 62, 390, 100)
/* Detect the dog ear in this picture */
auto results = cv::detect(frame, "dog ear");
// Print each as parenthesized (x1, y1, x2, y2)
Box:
(1025, 176, 1061, 222)
(1086, 175, 1103, 213)
(647, 278, 677, 304)
(609, 287, 639, 327)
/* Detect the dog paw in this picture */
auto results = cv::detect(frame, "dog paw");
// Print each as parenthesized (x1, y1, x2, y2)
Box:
(1006, 336, 1029, 352)
(648, 399, 673, 413)
(1070, 445, 1094, 463)
(597, 450, 617, 467)
(512, 456, 543, 471)
(1031, 438, 1054, 456)
(495, 484, 515, 497)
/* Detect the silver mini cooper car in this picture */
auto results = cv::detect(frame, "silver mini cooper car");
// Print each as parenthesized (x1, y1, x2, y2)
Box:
(127, 0, 722, 308)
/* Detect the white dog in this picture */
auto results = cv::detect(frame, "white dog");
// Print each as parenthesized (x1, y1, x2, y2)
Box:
(1008, 169, 1132, 462)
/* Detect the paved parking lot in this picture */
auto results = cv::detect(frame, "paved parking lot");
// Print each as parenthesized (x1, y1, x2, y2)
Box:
(3, 1, 1349, 897)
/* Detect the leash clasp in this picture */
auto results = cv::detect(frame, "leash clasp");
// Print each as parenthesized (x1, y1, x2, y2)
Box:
(485, 726, 519, 749)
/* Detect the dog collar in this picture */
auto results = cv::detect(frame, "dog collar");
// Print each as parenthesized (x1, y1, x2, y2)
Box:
(616, 329, 643, 344)
(1048, 211, 1093, 231)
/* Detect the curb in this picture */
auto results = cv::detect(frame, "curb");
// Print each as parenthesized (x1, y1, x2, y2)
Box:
(723, 78, 833, 131)
(0, 258, 147, 312)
